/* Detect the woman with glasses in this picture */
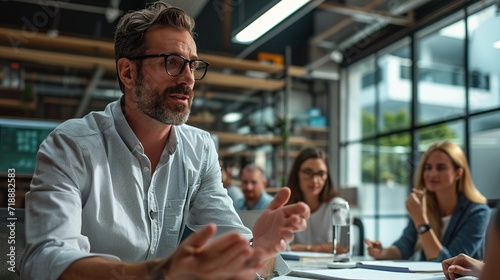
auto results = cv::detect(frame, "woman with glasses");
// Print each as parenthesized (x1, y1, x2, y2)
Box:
(286, 147, 346, 253)
(365, 141, 490, 262)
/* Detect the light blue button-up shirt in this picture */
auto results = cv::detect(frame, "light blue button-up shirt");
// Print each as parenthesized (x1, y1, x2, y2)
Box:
(234, 192, 275, 210)
(20, 97, 254, 279)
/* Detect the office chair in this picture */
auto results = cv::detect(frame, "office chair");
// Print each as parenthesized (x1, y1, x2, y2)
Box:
(352, 217, 365, 256)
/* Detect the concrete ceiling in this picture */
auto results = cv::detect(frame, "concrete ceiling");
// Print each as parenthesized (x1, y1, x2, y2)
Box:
(0, 0, 457, 126)
(0, 0, 439, 65)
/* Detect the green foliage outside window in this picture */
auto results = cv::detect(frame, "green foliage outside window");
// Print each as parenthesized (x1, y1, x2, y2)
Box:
(360, 109, 456, 185)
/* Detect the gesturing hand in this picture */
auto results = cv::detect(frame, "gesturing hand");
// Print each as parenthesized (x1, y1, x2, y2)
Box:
(442, 253, 484, 280)
(252, 187, 310, 259)
(364, 239, 383, 259)
(154, 224, 263, 280)
(405, 188, 428, 225)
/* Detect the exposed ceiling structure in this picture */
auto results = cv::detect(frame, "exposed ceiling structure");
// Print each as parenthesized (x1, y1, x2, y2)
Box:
(0, 0, 464, 129)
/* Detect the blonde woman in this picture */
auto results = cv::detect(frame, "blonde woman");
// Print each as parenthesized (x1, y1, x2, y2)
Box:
(365, 141, 490, 261)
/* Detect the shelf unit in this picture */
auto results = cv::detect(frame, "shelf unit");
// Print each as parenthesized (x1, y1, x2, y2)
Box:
(0, 27, 306, 91)
(0, 26, 330, 196)
(301, 126, 328, 134)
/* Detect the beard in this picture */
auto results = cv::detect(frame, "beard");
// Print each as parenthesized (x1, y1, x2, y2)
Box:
(133, 71, 193, 125)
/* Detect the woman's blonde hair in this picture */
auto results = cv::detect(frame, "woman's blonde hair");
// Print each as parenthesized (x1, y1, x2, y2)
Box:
(414, 141, 487, 237)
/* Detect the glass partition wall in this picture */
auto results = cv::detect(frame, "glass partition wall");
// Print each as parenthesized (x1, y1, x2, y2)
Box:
(339, 2, 500, 251)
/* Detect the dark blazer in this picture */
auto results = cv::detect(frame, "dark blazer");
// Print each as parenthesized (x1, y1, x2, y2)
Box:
(393, 195, 490, 261)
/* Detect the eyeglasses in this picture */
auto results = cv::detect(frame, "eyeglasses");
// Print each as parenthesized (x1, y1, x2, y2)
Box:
(300, 169, 328, 180)
(127, 53, 209, 80)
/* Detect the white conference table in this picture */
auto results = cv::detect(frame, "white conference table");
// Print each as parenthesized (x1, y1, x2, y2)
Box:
(274, 255, 364, 280)
(274, 254, 450, 280)
(275, 258, 332, 280)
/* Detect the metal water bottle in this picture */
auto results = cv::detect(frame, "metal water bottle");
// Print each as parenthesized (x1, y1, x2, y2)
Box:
(332, 200, 351, 262)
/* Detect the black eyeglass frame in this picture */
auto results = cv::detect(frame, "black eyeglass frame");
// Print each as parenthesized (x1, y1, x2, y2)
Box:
(127, 53, 209, 80)
(300, 169, 328, 180)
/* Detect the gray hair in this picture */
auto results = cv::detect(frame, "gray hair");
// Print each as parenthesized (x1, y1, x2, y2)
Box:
(114, 1, 196, 92)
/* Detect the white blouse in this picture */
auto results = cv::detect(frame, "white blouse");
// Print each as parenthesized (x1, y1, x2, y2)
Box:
(291, 197, 348, 245)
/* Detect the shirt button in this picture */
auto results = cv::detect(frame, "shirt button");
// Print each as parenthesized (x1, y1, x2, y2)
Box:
(149, 210, 154, 219)
(143, 166, 150, 173)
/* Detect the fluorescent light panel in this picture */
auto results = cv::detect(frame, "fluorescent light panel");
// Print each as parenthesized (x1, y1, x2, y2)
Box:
(222, 112, 242, 123)
(233, 0, 310, 44)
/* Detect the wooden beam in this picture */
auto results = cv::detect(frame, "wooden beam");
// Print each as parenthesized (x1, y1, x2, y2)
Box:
(0, 27, 114, 56)
(213, 131, 283, 145)
(43, 96, 80, 106)
(0, 27, 306, 77)
(0, 46, 116, 70)
(0, 98, 35, 110)
(187, 114, 214, 125)
(289, 66, 307, 77)
(202, 53, 283, 74)
(198, 72, 285, 91)
(0, 46, 287, 91)
(218, 149, 254, 158)
(301, 126, 328, 134)
(42, 96, 113, 109)
(212, 131, 323, 147)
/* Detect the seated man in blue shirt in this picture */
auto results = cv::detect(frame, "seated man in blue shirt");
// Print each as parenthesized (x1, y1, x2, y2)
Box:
(19, 2, 310, 280)
(234, 164, 274, 210)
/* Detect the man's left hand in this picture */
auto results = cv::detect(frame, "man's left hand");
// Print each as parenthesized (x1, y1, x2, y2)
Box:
(252, 187, 310, 259)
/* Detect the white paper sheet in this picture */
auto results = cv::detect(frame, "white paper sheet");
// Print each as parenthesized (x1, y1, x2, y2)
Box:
(289, 268, 446, 280)
(355, 261, 443, 273)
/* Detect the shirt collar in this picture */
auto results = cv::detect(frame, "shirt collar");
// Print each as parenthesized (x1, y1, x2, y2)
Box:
(112, 95, 178, 156)
(111, 96, 144, 153)
(165, 125, 178, 155)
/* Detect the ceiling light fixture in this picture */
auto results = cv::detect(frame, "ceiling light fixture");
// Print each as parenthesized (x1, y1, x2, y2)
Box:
(105, 0, 121, 23)
(222, 112, 242, 123)
(493, 40, 500, 49)
(233, 0, 311, 44)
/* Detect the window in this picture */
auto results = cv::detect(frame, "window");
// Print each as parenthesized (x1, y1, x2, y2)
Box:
(378, 38, 412, 132)
(470, 111, 500, 200)
(338, 2, 500, 244)
(468, 5, 500, 112)
(342, 56, 376, 141)
(416, 15, 466, 124)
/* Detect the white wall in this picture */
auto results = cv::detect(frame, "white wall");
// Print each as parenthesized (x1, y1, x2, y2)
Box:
(470, 128, 500, 200)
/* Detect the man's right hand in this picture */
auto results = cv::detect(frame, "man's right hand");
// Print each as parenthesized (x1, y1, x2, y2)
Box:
(442, 253, 484, 280)
(152, 224, 264, 280)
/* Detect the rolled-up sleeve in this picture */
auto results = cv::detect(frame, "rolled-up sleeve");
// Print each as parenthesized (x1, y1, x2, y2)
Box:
(393, 220, 418, 260)
(186, 132, 252, 238)
(20, 130, 119, 280)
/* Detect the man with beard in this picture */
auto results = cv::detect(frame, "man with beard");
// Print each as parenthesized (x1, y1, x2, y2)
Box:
(234, 164, 274, 211)
(20, 2, 310, 280)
